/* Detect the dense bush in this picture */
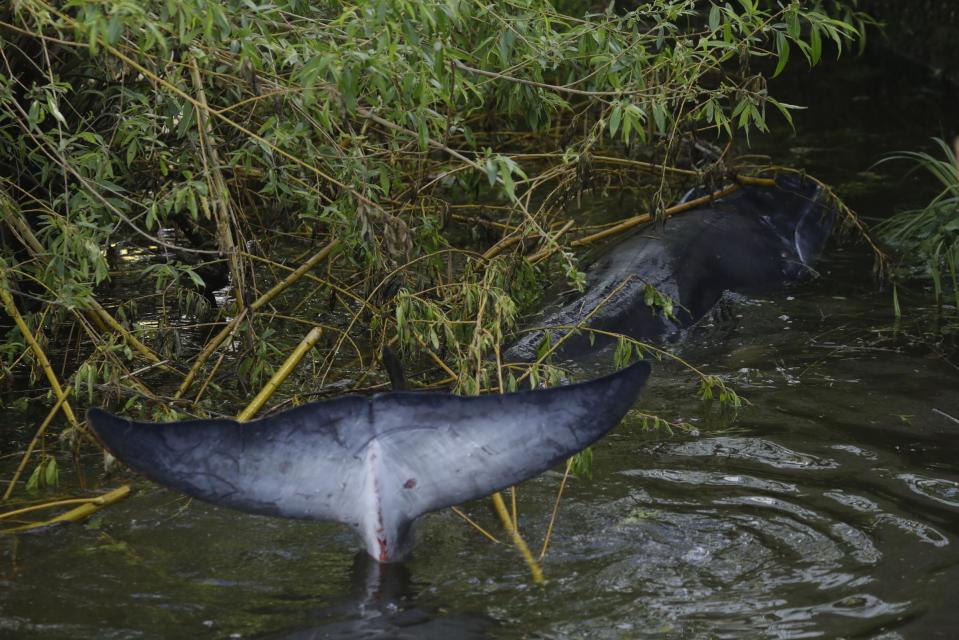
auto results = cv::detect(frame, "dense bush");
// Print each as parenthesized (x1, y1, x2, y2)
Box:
(0, 0, 864, 428)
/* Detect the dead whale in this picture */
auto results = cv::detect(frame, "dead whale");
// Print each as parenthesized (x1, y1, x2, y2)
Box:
(506, 173, 835, 362)
(87, 360, 650, 562)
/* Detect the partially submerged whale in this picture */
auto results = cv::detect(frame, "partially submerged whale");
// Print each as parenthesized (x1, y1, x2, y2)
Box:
(87, 360, 650, 562)
(506, 173, 835, 361)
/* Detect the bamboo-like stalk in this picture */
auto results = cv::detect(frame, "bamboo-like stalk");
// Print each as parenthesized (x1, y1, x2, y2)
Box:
(174, 307, 247, 400)
(0, 279, 79, 430)
(87, 301, 169, 368)
(2, 388, 72, 501)
(236, 326, 323, 422)
(0, 493, 107, 521)
(491, 491, 545, 584)
(413, 333, 459, 380)
(501, 153, 700, 178)
(175, 240, 339, 399)
(0, 486, 130, 533)
(240, 251, 379, 315)
(190, 56, 246, 306)
(586, 154, 701, 177)
(482, 235, 523, 261)
(527, 219, 575, 263)
(192, 350, 227, 406)
(569, 177, 775, 248)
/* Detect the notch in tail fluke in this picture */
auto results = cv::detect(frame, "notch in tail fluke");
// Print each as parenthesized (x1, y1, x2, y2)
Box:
(86, 360, 651, 561)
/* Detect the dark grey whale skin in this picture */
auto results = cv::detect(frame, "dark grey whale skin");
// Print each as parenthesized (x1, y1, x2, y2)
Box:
(86, 360, 650, 562)
(506, 174, 835, 362)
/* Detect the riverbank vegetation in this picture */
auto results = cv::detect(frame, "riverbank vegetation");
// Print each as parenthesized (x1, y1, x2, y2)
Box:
(877, 138, 959, 341)
(0, 0, 868, 506)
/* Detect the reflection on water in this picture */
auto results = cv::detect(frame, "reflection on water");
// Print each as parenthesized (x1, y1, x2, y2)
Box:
(257, 555, 494, 639)
(2, 52, 959, 639)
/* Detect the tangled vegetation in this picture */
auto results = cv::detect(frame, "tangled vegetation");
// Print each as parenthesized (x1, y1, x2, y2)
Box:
(0, 0, 868, 498)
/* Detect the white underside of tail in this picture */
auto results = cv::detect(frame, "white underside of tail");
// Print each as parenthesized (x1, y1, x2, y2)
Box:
(361, 439, 389, 561)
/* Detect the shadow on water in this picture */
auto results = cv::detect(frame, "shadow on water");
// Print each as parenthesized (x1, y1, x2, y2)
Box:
(2, 49, 959, 639)
(255, 554, 494, 639)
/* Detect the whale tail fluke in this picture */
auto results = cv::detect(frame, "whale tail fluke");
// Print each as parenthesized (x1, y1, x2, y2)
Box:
(87, 360, 651, 561)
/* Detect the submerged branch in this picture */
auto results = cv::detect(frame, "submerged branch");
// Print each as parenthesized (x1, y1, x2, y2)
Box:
(0, 486, 131, 533)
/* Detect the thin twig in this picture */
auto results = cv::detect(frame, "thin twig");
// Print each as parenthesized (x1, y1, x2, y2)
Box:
(539, 457, 573, 560)
(2, 389, 72, 501)
(933, 408, 959, 425)
(451, 507, 502, 544)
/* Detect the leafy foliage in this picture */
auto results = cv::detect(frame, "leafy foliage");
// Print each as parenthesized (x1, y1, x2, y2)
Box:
(877, 138, 959, 323)
(0, 1, 862, 440)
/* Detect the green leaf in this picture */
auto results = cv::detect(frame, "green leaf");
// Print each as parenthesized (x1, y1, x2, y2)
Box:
(125, 137, 139, 166)
(417, 117, 429, 151)
(609, 103, 622, 137)
(570, 447, 593, 480)
(786, 8, 801, 38)
(107, 13, 123, 44)
(184, 266, 204, 289)
(535, 332, 553, 361)
(46, 95, 66, 125)
(708, 4, 721, 31)
(44, 457, 59, 488)
(651, 103, 667, 134)
(810, 25, 823, 65)
(26, 463, 42, 494)
(773, 32, 790, 78)
(498, 159, 514, 199)
(485, 157, 498, 187)
(767, 97, 801, 128)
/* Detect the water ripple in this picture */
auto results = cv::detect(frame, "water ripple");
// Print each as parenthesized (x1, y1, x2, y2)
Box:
(898, 473, 959, 508)
(620, 468, 799, 494)
(656, 437, 840, 470)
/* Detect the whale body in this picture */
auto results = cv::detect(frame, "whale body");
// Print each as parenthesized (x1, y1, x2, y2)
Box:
(506, 174, 835, 361)
(87, 360, 650, 562)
